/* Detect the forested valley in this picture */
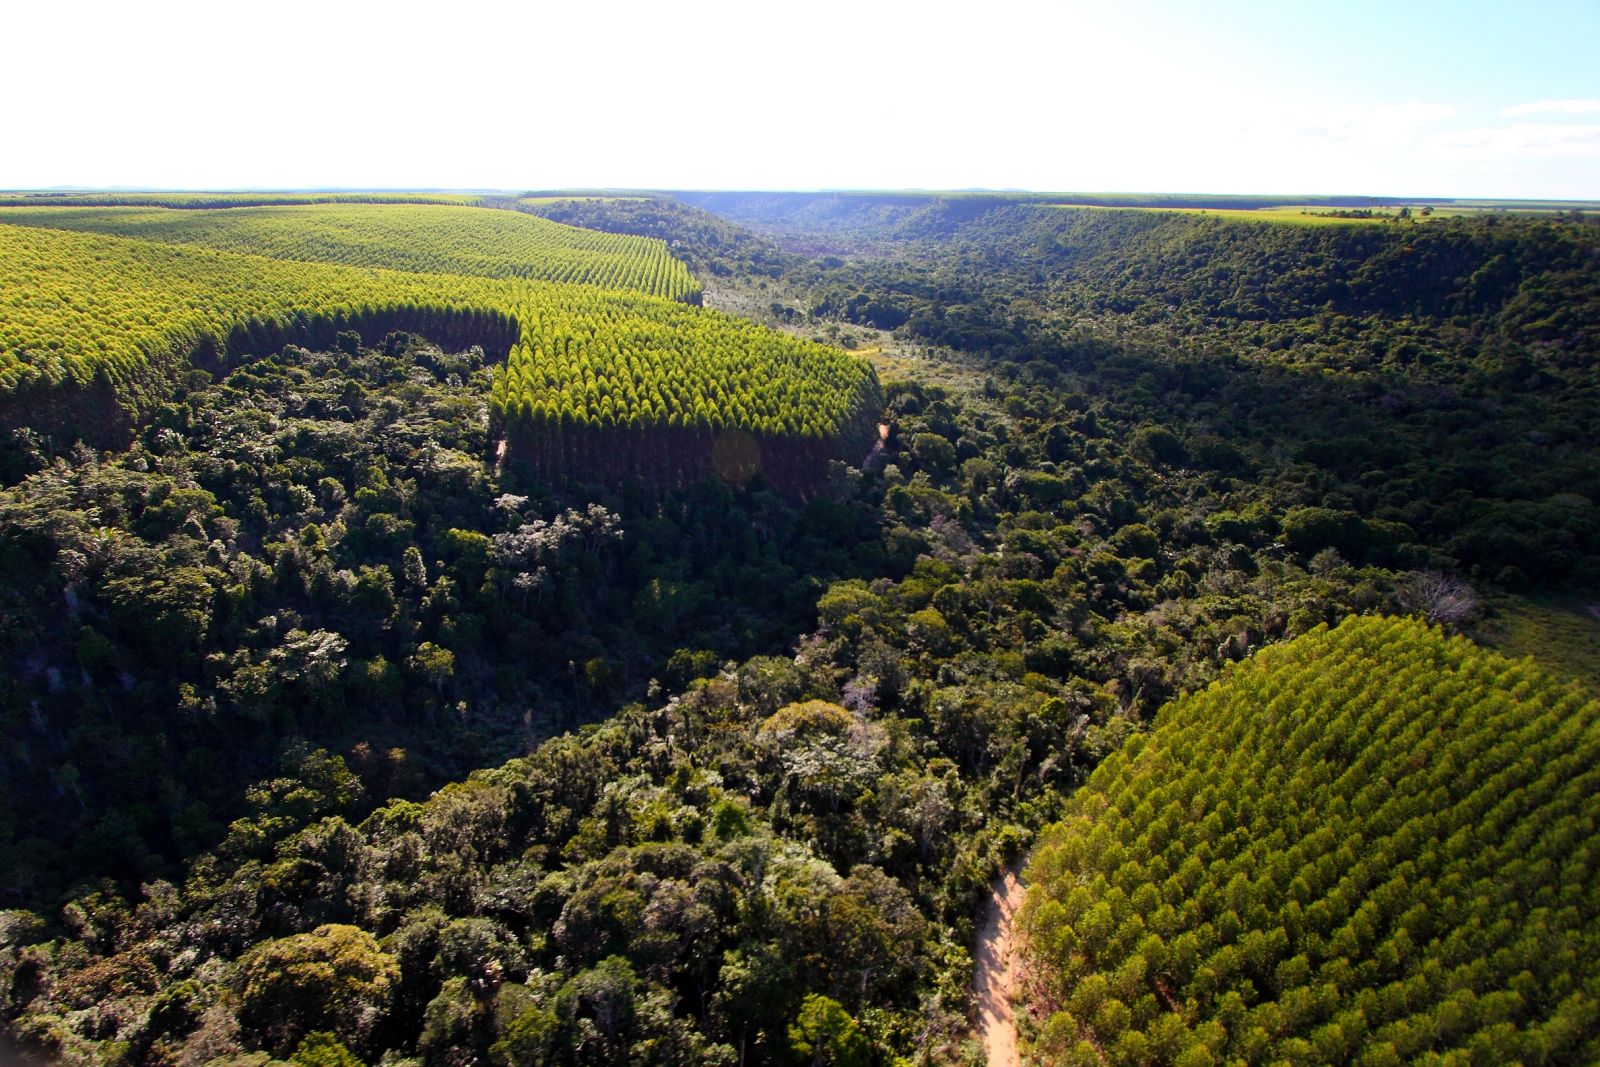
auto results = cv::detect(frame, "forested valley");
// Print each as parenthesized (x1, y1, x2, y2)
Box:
(0, 193, 1596, 1065)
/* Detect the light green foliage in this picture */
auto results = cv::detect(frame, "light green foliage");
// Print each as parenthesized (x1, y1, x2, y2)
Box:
(493, 301, 881, 440)
(410, 642, 456, 693)
(0, 191, 483, 208)
(789, 993, 871, 1067)
(0, 221, 876, 444)
(0, 202, 699, 300)
(290, 1031, 364, 1067)
(1056, 202, 1597, 226)
(1022, 615, 1600, 1063)
(237, 924, 399, 1055)
(419, 977, 479, 1062)
(9, 192, 1596, 1067)
(759, 700, 854, 739)
(0, 221, 512, 393)
(1054, 204, 1403, 227)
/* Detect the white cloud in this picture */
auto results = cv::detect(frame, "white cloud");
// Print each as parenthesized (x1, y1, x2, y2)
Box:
(1253, 101, 1456, 151)
(1500, 99, 1600, 117)
(0, 0, 1593, 197)
(1428, 123, 1600, 153)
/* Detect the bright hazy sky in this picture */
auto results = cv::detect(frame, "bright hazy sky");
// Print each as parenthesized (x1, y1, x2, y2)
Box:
(4, 0, 1597, 198)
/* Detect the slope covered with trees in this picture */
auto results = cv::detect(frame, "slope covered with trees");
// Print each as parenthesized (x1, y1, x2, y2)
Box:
(0, 192, 485, 209)
(739, 198, 1600, 588)
(494, 300, 881, 490)
(1, 190, 1595, 1065)
(0, 204, 700, 302)
(1020, 615, 1600, 1065)
(515, 195, 795, 282)
(0, 221, 874, 487)
(771, 196, 1600, 352)
(0, 222, 518, 401)
(0, 328, 1421, 1064)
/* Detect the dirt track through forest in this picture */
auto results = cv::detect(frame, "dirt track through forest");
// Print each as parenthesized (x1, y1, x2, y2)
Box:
(975, 860, 1027, 1066)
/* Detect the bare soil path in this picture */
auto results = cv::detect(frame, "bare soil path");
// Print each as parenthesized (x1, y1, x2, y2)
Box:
(975, 859, 1027, 1067)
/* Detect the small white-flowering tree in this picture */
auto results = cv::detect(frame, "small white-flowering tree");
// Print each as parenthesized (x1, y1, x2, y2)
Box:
(1399, 571, 1480, 629)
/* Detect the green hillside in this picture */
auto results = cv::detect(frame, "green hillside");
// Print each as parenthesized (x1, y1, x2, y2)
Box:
(1, 190, 1596, 1065)
(496, 302, 877, 438)
(0, 191, 485, 208)
(0, 202, 700, 301)
(0, 221, 875, 477)
(1020, 615, 1600, 1065)
(0, 221, 519, 397)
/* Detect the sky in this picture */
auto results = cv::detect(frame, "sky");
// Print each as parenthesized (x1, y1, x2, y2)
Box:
(3, 0, 1597, 198)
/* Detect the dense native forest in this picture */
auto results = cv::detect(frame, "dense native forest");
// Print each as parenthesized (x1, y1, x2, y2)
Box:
(0, 191, 1596, 1065)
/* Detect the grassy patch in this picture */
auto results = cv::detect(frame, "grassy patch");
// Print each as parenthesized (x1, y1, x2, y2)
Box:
(1048, 201, 1597, 226)
(1475, 594, 1600, 692)
(1048, 204, 1408, 227)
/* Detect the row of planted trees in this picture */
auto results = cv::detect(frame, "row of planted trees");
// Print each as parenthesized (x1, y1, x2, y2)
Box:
(490, 303, 882, 492)
(1020, 615, 1600, 1066)
(0, 202, 701, 302)
(1, 222, 876, 485)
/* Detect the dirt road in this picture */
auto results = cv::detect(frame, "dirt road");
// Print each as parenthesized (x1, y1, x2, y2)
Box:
(974, 859, 1027, 1067)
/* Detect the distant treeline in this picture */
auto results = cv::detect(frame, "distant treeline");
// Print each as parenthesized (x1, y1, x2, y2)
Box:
(671, 190, 1459, 234)
(0, 191, 486, 209)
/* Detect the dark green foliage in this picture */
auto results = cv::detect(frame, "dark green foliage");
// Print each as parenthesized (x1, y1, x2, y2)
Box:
(780, 205, 1600, 587)
(0, 339, 890, 910)
(0, 672, 1011, 1062)
(0, 333, 1418, 1061)
(516, 195, 789, 283)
